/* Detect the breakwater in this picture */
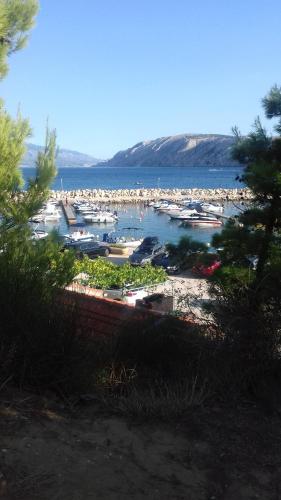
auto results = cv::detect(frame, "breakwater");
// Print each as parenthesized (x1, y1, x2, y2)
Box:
(51, 187, 253, 203)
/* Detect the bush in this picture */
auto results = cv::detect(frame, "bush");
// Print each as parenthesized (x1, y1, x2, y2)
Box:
(73, 256, 167, 289)
(0, 232, 79, 390)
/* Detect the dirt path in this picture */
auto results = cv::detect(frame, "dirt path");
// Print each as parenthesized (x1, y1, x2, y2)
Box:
(1, 399, 280, 500)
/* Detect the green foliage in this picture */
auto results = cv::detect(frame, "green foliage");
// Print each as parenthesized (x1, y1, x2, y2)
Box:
(0, 0, 38, 79)
(262, 84, 281, 121)
(214, 85, 281, 279)
(0, 108, 57, 230)
(208, 86, 281, 383)
(74, 256, 167, 289)
(0, 0, 81, 391)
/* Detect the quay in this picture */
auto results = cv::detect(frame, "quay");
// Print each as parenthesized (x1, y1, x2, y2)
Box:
(61, 200, 76, 225)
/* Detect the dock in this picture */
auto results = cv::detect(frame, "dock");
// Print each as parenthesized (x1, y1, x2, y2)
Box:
(61, 200, 77, 225)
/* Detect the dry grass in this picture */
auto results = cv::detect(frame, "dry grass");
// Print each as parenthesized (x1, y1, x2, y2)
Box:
(107, 377, 210, 418)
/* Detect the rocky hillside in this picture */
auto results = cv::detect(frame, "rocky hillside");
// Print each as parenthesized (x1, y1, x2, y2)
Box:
(96, 134, 239, 167)
(23, 143, 100, 167)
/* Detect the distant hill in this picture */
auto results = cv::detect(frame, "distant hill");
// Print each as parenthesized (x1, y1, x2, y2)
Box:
(23, 143, 101, 167)
(95, 134, 239, 167)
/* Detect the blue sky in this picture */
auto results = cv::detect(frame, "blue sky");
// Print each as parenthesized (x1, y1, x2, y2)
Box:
(2, 0, 281, 158)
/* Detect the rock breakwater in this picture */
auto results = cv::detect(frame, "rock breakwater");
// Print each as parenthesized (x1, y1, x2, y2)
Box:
(51, 188, 253, 203)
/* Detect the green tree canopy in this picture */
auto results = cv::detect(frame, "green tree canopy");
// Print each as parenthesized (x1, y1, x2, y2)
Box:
(208, 86, 281, 369)
(214, 86, 281, 279)
(0, 0, 38, 79)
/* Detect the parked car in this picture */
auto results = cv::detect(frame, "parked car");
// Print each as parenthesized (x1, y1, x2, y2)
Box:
(63, 240, 111, 258)
(151, 251, 179, 274)
(129, 236, 164, 266)
(192, 257, 221, 277)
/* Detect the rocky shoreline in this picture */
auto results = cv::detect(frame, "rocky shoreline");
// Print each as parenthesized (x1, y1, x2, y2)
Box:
(51, 187, 253, 203)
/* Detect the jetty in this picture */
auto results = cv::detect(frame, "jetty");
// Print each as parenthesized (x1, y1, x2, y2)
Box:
(61, 200, 76, 225)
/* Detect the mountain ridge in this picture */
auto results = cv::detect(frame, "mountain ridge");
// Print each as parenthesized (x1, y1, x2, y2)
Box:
(95, 133, 239, 168)
(23, 143, 101, 167)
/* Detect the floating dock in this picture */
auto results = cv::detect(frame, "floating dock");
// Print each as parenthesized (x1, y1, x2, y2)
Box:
(61, 200, 76, 225)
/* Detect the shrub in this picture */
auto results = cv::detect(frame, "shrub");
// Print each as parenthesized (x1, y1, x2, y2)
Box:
(73, 256, 167, 289)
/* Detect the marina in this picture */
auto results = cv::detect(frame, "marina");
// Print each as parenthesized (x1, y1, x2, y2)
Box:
(30, 195, 239, 246)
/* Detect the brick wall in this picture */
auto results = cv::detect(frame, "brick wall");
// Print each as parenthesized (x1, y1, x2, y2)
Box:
(61, 288, 165, 338)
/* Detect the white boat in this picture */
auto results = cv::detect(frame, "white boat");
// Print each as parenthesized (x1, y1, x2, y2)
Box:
(155, 202, 171, 211)
(163, 204, 183, 215)
(83, 212, 118, 223)
(74, 204, 100, 213)
(102, 227, 143, 248)
(31, 229, 49, 240)
(153, 200, 169, 209)
(181, 213, 223, 227)
(64, 230, 99, 242)
(200, 202, 224, 213)
(169, 209, 199, 220)
(36, 203, 61, 222)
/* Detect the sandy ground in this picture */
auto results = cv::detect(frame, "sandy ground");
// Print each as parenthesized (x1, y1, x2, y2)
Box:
(1, 397, 280, 500)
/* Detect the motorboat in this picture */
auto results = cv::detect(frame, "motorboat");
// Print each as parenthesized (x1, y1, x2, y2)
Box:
(169, 209, 199, 220)
(31, 203, 61, 223)
(200, 202, 224, 213)
(102, 227, 143, 248)
(74, 203, 100, 213)
(181, 213, 223, 227)
(153, 200, 169, 209)
(83, 212, 118, 223)
(154, 202, 171, 211)
(63, 230, 99, 242)
(163, 204, 183, 215)
(31, 229, 49, 240)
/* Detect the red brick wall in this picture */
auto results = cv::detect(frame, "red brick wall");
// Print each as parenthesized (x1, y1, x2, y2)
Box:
(60, 289, 164, 338)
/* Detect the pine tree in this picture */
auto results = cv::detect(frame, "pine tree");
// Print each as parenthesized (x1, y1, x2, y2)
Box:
(209, 87, 281, 372)
(212, 85, 281, 282)
(0, 0, 38, 79)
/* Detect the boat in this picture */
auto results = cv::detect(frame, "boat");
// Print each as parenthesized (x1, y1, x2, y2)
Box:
(181, 213, 223, 227)
(31, 229, 49, 240)
(35, 203, 61, 222)
(102, 227, 143, 248)
(154, 202, 171, 211)
(200, 202, 224, 213)
(162, 204, 183, 215)
(83, 212, 118, 223)
(74, 203, 100, 213)
(63, 230, 99, 242)
(153, 200, 169, 209)
(169, 209, 199, 220)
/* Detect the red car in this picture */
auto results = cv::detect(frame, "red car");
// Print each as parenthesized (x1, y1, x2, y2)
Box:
(192, 259, 221, 277)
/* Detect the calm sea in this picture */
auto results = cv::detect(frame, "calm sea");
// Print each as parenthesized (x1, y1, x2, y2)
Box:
(22, 165, 244, 191)
(22, 166, 244, 245)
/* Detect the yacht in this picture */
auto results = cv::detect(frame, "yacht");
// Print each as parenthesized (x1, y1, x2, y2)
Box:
(200, 202, 224, 213)
(32, 203, 61, 223)
(83, 212, 118, 223)
(169, 208, 199, 220)
(181, 213, 223, 227)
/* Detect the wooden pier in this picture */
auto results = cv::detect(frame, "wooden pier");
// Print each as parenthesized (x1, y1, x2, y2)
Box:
(61, 200, 76, 225)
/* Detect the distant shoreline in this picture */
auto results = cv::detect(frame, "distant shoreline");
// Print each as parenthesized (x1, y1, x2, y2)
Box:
(50, 187, 252, 203)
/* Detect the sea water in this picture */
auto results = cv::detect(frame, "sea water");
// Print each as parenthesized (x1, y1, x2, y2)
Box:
(22, 165, 243, 191)
(22, 165, 244, 244)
